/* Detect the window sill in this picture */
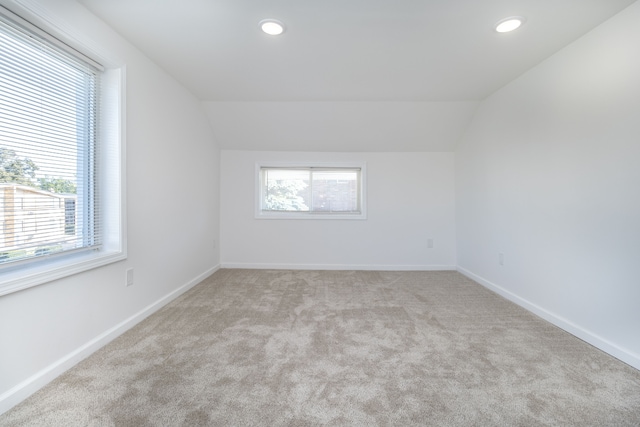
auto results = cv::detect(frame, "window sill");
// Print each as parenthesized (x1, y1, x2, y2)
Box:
(0, 249, 126, 296)
(256, 212, 367, 220)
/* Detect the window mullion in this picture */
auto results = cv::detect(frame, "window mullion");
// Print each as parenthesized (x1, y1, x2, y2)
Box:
(308, 169, 314, 212)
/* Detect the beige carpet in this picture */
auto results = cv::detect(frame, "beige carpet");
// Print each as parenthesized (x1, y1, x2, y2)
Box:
(2, 269, 640, 426)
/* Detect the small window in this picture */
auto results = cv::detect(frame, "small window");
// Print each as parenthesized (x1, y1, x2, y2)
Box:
(257, 164, 366, 219)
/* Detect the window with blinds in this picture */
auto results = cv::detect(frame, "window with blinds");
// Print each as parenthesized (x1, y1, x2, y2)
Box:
(257, 165, 366, 219)
(0, 10, 101, 267)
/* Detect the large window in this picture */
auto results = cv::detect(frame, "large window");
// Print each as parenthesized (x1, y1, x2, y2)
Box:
(257, 165, 366, 219)
(0, 5, 124, 295)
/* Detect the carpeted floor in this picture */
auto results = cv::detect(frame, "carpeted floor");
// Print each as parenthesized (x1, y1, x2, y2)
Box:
(2, 269, 640, 426)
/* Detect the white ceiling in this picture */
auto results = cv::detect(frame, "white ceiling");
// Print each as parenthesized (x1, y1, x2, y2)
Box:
(77, 0, 636, 150)
(203, 101, 480, 152)
(78, 0, 635, 101)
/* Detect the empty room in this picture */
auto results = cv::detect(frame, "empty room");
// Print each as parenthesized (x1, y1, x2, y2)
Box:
(1, 0, 639, 425)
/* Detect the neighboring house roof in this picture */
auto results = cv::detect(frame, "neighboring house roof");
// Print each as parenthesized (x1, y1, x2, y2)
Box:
(0, 183, 76, 199)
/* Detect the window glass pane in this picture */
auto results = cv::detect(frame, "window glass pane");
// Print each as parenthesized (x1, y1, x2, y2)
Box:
(260, 167, 362, 215)
(311, 170, 359, 212)
(263, 169, 310, 211)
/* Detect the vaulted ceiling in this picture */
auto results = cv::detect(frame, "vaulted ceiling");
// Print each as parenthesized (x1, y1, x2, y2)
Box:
(78, 0, 636, 151)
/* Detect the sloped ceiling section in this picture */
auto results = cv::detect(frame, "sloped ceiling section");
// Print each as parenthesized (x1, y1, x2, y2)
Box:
(78, 0, 637, 151)
(203, 101, 480, 151)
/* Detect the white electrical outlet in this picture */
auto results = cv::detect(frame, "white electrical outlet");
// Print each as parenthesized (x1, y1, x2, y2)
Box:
(498, 253, 504, 266)
(427, 238, 434, 249)
(126, 268, 134, 286)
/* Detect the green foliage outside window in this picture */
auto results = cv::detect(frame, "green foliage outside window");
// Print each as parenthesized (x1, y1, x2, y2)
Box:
(0, 147, 76, 194)
(265, 179, 309, 211)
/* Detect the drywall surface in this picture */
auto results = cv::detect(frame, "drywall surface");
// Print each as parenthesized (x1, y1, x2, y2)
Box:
(456, 2, 640, 368)
(0, 0, 220, 412)
(203, 101, 479, 152)
(221, 150, 456, 270)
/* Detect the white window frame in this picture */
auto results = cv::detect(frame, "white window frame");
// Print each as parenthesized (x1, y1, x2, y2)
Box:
(0, 2, 126, 296)
(255, 162, 367, 220)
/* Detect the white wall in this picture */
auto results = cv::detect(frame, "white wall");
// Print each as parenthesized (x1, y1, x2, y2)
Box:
(0, 0, 220, 412)
(204, 101, 479, 152)
(221, 150, 456, 270)
(456, 1, 640, 369)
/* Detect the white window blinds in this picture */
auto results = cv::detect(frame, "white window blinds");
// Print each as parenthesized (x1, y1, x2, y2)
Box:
(0, 10, 102, 266)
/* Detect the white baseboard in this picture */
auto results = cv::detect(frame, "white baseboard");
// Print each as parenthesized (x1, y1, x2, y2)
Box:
(456, 266, 640, 371)
(0, 264, 220, 416)
(221, 262, 457, 271)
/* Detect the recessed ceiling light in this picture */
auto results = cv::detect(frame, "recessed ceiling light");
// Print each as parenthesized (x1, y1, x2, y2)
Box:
(260, 19, 285, 36)
(495, 16, 525, 33)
